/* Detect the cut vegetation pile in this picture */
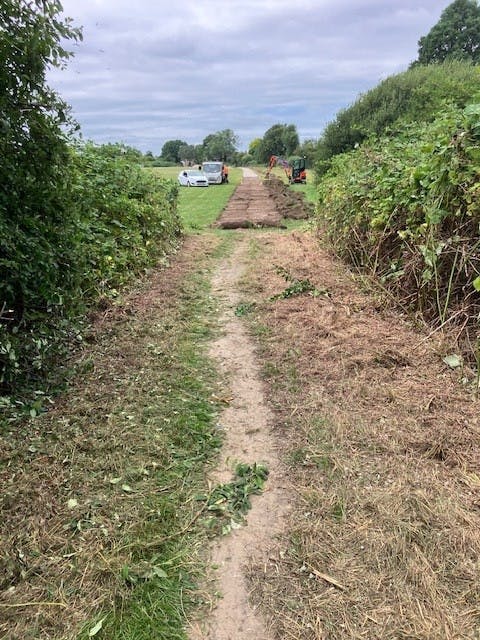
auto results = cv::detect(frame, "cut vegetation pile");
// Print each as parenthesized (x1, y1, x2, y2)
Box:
(240, 231, 480, 639)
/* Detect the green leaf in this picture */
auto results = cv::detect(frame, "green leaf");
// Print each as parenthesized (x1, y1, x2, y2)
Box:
(152, 566, 168, 578)
(473, 276, 480, 292)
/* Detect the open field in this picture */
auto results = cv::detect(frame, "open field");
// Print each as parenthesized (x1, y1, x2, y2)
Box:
(151, 166, 243, 231)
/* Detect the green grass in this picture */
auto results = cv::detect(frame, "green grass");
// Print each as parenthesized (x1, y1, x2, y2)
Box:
(290, 179, 317, 204)
(74, 238, 232, 640)
(0, 234, 238, 640)
(151, 167, 242, 231)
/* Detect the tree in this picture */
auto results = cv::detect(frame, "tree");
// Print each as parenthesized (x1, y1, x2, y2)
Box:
(248, 137, 262, 161)
(178, 143, 196, 164)
(257, 124, 300, 163)
(0, 1, 82, 316)
(161, 139, 187, 163)
(296, 139, 318, 168)
(416, 0, 480, 64)
(202, 129, 238, 161)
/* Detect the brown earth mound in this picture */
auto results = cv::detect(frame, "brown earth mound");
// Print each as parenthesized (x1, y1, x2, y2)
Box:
(215, 176, 285, 229)
(215, 172, 312, 229)
(263, 176, 314, 220)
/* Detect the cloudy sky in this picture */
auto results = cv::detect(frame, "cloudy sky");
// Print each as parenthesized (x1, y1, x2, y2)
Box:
(48, 0, 452, 154)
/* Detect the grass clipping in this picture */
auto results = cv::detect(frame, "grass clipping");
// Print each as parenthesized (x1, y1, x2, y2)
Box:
(0, 236, 223, 640)
(243, 231, 480, 640)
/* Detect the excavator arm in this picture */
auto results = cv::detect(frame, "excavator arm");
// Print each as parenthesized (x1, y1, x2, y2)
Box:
(265, 155, 291, 180)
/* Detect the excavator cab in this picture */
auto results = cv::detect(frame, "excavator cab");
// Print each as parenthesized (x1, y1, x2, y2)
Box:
(290, 157, 307, 184)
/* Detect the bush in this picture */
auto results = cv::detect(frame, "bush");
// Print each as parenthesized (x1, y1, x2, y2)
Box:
(0, 144, 181, 396)
(316, 103, 480, 341)
(315, 61, 480, 176)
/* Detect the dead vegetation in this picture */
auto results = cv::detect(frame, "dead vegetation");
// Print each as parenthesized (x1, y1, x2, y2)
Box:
(242, 231, 480, 639)
(0, 236, 221, 640)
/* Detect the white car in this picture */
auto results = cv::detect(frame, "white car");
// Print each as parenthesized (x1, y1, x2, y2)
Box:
(178, 169, 209, 187)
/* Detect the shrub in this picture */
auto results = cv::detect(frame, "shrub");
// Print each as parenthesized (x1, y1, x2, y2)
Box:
(316, 103, 480, 342)
(0, 144, 181, 397)
(315, 61, 480, 176)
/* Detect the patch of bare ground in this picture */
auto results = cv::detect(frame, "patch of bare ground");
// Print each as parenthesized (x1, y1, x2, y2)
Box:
(0, 235, 220, 640)
(241, 231, 480, 639)
(214, 171, 311, 230)
(189, 236, 290, 640)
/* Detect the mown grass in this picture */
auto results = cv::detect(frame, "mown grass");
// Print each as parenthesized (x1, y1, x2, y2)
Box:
(74, 248, 225, 640)
(0, 233, 240, 640)
(151, 166, 242, 231)
(240, 231, 480, 640)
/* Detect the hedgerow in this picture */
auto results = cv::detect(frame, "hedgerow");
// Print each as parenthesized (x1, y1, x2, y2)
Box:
(316, 102, 480, 348)
(0, 143, 181, 401)
(315, 61, 480, 176)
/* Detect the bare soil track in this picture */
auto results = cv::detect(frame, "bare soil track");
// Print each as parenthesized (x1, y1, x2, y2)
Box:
(215, 169, 310, 229)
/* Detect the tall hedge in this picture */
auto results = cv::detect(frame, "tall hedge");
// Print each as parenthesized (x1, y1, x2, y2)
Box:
(0, 3, 183, 398)
(315, 61, 480, 175)
(0, 143, 181, 394)
(316, 103, 480, 338)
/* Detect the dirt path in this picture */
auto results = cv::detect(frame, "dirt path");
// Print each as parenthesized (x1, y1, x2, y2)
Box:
(190, 167, 480, 639)
(189, 234, 290, 640)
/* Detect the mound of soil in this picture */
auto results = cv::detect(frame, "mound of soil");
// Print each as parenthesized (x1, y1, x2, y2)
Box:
(263, 176, 314, 220)
(215, 171, 312, 230)
(215, 175, 284, 229)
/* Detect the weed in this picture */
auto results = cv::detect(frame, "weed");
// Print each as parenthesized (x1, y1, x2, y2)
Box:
(199, 462, 269, 536)
(235, 301, 256, 317)
(270, 264, 328, 300)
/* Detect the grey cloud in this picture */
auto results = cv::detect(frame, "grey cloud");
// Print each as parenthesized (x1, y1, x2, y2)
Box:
(48, 0, 453, 152)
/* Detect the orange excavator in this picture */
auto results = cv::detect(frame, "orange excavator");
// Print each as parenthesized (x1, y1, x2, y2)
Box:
(265, 155, 307, 184)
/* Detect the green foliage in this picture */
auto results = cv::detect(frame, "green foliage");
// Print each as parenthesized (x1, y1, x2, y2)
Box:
(416, 0, 480, 65)
(315, 61, 480, 175)
(202, 128, 238, 162)
(200, 463, 269, 536)
(160, 139, 187, 163)
(1, 143, 181, 396)
(270, 265, 327, 300)
(71, 143, 182, 298)
(0, 0, 81, 391)
(257, 123, 300, 163)
(316, 102, 480, 333)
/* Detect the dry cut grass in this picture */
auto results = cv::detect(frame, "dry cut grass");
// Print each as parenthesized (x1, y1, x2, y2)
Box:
(0, 235, 223, 640)
(242, 231, 480, 639)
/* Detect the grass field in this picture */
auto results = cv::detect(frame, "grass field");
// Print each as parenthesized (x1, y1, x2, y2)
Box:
(151, 166, 243, 231)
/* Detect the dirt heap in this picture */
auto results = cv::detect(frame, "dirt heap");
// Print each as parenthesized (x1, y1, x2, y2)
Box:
(215, 175, 284, 229)
(263, 176, 314, 220)
(215, 172, 313, 230)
